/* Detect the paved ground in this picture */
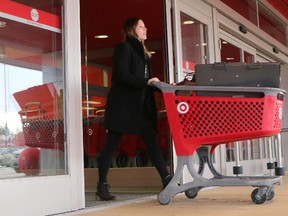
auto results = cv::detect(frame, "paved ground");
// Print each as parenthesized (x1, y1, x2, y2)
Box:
(63, 175, 288, 216)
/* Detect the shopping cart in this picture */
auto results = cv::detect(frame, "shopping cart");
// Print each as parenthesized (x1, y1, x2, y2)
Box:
(153, 81, 286, 205)
(14, 83, 64, 151)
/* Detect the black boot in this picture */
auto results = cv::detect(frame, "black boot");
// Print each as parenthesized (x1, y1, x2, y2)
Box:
(96, 182, 116, 201)
(162, 175, 172, 189)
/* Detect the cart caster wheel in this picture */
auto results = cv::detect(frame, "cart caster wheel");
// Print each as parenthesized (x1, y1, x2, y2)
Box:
(157, 194, 171, 205)
(251, 188, 266, 204)
(233, 166, 243, 175)
(185, 188, 199, 199)
(266, 190, 275, 201)
(275, 167, 285, 176)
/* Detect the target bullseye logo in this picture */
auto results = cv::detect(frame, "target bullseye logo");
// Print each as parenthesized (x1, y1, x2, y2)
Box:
(88, 128, 93, 136)
(35, 131, 41, 140)
(31, 9, 39, 22)
(177, 102, 189, 114)
(52, 130, 57, 138)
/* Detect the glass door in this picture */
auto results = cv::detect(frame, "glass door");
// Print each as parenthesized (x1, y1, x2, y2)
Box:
(80, 0, 171, 195)
(170, 0, 217, 182)
(218, 30, 276, 175)
(0, 0, 84, 215)
(219, 30, 256, 63)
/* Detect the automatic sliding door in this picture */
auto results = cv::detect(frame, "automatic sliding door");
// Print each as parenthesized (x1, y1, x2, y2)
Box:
(80, 0, 171, 190)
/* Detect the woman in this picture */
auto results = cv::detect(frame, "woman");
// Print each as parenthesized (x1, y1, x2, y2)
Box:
(96, 17, 171, 201)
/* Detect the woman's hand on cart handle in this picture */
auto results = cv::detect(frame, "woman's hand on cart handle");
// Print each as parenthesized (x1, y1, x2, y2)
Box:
(148, 77, 160, 86)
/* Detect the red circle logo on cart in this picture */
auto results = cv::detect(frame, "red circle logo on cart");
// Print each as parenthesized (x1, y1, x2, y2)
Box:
(35, 131, 41, 140)
(177, 102, 189, 114)
(52, 131, 57, 138)
(88, 128, 93, 136)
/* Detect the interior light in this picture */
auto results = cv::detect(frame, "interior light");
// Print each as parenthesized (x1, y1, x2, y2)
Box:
(150, 51, 156, 54)
(222, 41, 228, 44)
(82, 107, 97, 110)
(0, 21, 6, 28)
(183, 20, 194, 25)
(94, 35, 108, 39)
(82, 101, 101, 105)
(226, 57, 234, 60)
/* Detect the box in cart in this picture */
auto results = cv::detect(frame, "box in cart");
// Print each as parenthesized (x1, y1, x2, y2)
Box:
(195, 62, 281, 87)
(195, 62, 281, 97)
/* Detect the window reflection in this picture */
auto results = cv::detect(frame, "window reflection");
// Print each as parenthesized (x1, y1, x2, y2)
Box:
(0, 0, 65, 178)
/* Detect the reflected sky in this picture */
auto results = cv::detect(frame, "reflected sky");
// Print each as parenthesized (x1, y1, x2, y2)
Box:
(0, 63, 42, 133)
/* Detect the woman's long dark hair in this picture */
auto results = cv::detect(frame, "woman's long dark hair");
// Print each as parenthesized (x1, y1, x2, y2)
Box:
(122, 17, 151, 58)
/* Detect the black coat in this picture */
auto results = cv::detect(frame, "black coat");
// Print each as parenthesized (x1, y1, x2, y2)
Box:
(104, 36, 158, 134)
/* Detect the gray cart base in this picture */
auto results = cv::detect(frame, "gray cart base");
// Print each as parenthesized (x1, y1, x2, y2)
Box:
(158, 146, 282, 205)
(152, 82, 286, 205)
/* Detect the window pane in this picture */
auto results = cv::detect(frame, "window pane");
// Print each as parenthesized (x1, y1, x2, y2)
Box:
(220, 39, 241, 62)
(180, 12, 209, 74)
(244, 51, 254, 63)
(258, 3, 287, 46)
(0, 0, 66, 178)
(220, 0, 258, 25)
(80, 0, 170, 169)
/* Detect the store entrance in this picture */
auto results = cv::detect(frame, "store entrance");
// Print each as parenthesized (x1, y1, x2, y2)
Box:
(79, 0, 171, 202)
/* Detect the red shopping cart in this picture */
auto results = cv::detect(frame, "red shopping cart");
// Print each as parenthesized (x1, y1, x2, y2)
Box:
(13, 83, 64, 150)
(153, 82, 286, 205)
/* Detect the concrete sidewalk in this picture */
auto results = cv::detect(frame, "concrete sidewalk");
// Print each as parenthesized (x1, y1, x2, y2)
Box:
(64, 175, 288, 216)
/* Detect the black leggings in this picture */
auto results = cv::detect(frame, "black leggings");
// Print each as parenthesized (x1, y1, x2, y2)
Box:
(97, 114, 169, 183)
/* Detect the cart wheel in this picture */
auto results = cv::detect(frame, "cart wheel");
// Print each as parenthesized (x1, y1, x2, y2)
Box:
(266, 190, 275, 201)
(275, 167, 285, 176)
(185, 188, 199, 199)
(157, 194, 171, 205)
(251, 188, 267, 204)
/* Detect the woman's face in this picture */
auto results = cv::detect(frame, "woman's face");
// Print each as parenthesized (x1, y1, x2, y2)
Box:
(135, 20, 147, 41)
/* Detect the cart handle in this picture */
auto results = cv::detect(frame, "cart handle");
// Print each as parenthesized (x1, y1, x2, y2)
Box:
(152, 81, 286, 97)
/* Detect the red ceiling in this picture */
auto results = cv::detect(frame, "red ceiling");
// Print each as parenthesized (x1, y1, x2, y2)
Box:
(79, 0, 164, 52)
(0, 0, 287, 68)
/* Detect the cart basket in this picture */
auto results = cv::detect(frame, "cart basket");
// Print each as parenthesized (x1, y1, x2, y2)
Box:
(153, 82, 286, 156)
